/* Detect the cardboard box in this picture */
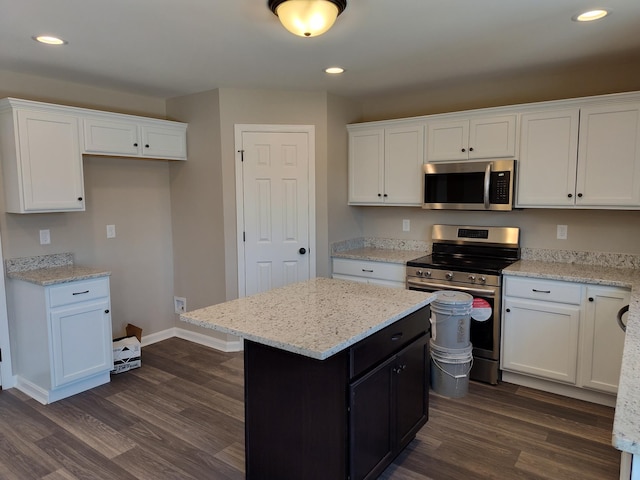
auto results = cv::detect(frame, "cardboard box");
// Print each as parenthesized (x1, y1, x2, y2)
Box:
(111, 334, 141, 374)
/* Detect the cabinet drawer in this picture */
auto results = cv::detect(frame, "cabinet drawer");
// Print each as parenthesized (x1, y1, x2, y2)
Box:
(48, 277, 110, 308)
(350, 305, 430, 378)
(504, 276, 582, 304)
(332, 258, 405, 282)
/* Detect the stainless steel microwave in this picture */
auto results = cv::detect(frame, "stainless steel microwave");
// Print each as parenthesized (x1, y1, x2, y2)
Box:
(422, 159, 516, 211)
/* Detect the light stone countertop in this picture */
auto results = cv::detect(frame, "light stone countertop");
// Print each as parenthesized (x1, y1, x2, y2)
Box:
(7, 265, 111, 286)
(5, 253, 110, 286)
(503, 260, 640, 456)
(331, 247, 427, 264)
(180, 277, 435, 360)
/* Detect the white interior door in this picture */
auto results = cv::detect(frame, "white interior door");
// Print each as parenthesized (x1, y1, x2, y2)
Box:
(236, 125, 316, 297)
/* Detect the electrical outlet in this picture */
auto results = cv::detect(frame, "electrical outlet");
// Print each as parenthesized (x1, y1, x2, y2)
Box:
(39, 229, 51, 245)
(174, 296, 186, 314)
(402, 219, 410, 232)
(557, 224, 568, 240)
(106, 224, 116, 238)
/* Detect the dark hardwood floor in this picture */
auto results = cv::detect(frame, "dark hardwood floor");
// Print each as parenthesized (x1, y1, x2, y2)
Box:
(0, 337, 621, 479)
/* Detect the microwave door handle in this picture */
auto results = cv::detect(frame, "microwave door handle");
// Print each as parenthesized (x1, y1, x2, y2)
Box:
(484, 162, 491, 209)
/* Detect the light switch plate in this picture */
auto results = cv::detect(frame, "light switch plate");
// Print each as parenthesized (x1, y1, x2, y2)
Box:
(39, 229, 51, 245)
(557, 224, 568, 240)
(106, 225, 116, 238)
(402, 219, 410, 232)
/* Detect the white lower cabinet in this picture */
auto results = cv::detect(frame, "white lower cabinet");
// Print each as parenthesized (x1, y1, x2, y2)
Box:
(7, 276, 113, 404)
(502, 276, 629, 399)
(332, 258, 405, 289)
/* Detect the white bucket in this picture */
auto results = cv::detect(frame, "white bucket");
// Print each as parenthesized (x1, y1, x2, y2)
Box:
(430, 291, 473, 349)
(430, 341, 473, 398)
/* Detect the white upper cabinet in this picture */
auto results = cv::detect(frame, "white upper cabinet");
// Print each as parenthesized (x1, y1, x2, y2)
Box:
(0, 97, 188, 213)
(0, 102, 85, 213)
(516, 109, 579, 207)
(576, 103, 640, 207)
(348, 121, 424, 206)
(517, 102, 640, 209)
(426, 114, 517, 162)
(83, 115, 187, 160)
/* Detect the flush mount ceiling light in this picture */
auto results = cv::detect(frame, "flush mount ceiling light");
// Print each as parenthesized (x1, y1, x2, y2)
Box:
(572, 9, 610, 22)
(268, 0, 347, 37)
(32, 35, 68, 45)
(325, 66, 344, 74)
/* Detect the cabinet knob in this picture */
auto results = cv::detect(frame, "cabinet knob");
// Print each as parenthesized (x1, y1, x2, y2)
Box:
(105, 309, 110, 314)
(77, 197, 83, 201)
(469, 147, 474, 152)
(506, 308, 511, 313)
(461, 148, 466, 152)
(378, 193, 382, 197)
(588, 297, 594, 302)
(383, 193, 388, 197)
(145, 144, 150, 148)
(133, 143, 138, 147)
(567, 193, 573, 198)
(577, 193, 583, 198)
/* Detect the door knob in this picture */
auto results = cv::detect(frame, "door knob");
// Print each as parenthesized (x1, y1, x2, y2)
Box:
(299, 248, 307, 254)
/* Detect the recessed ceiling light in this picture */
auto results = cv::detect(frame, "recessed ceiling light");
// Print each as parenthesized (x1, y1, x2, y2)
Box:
(325, 67, 345, 74)
(572, 9, 610, 22)
(32, 35, 68, 45)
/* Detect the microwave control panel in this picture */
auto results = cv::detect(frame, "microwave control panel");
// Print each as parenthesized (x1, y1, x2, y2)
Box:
(490, 171, 511, 204)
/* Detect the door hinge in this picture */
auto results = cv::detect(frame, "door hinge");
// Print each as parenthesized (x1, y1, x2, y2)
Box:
(238, 149, 244, 162)
(0, 348, 2, 362)
(243, 232, 246, 242)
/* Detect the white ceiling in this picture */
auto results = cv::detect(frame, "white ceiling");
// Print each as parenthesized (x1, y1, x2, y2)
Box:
(2, 0, 640, 100)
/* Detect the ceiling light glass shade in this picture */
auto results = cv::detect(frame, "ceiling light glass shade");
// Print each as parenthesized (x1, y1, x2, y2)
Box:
(32, 35, 67, 45)
(269, 0, 347, 37)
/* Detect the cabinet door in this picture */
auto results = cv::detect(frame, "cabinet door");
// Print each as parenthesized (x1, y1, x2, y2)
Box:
(395, 336, 428, 450)
(576, 103, 640, 207)
(384, 124, 424, 205)
(15, 109, 85, 212)
(350, 355, 394, 480)
(141, 123, 187, 160)
(502, 298, 580, 384)
(581, 286, 630, 394)
(426, 119, 469, 161)
(83, 117, 140, 156)
(468, 115, 517, 159)
(348, 128, 385, 204)
(50, 298, 113, 387)
(516, 109, 580, 207)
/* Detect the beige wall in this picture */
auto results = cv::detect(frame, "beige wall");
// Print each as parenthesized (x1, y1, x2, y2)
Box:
(0, 71, 177, 338)
(358, 52, 640, 121)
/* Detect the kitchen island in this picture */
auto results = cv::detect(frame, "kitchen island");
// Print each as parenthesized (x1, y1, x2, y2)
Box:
(181, 277, 435, 480)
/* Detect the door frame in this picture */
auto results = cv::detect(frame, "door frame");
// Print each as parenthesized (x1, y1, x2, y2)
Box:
(234, 124, 316, 298)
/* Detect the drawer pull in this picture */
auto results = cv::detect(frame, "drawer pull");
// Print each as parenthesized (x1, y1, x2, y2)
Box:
(362, 269, 374, 273)
(72, 290, 90, 295)
(532, 289, 551, 294)
(391, 333, 403, 341)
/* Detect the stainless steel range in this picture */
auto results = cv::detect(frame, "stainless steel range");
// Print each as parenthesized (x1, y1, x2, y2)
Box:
(406, 224, 520, 384)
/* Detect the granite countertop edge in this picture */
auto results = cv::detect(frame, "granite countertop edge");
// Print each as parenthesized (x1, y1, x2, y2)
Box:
(7, 265, 111, 286)
(331, 247, 427, 264)
(503, 260, 640, 456)
(180, 277, 436, 361)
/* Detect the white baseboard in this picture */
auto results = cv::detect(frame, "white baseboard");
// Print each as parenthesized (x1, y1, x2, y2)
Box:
(501, 371, 616, 407)
(141, 327, 243, 352)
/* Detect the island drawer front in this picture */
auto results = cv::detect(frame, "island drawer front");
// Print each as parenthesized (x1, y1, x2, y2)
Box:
(504, 277, 582, 305)
(48, 277, 110, 308)
(332, 258, 405, 282)
(350, 305, 430, 379)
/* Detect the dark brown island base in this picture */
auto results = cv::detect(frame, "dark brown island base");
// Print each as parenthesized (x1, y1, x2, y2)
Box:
(180, 278, 435, 480)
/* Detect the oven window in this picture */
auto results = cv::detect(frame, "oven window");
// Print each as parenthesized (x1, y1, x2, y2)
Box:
(425, 172, 485, 204)
(470, 295, 495, 353)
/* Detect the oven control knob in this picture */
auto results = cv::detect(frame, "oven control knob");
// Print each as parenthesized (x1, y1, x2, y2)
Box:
(445, 272, 454, 280)
(416, 270, 423, 277)
(479, 276, 487, 284)
(425, 270, 432, 277)
(468, 275, 476, 282)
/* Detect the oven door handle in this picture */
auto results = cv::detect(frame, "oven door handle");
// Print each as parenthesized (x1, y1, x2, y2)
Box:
(484, 162, 492, 209)
(407, 279, 496, 297)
